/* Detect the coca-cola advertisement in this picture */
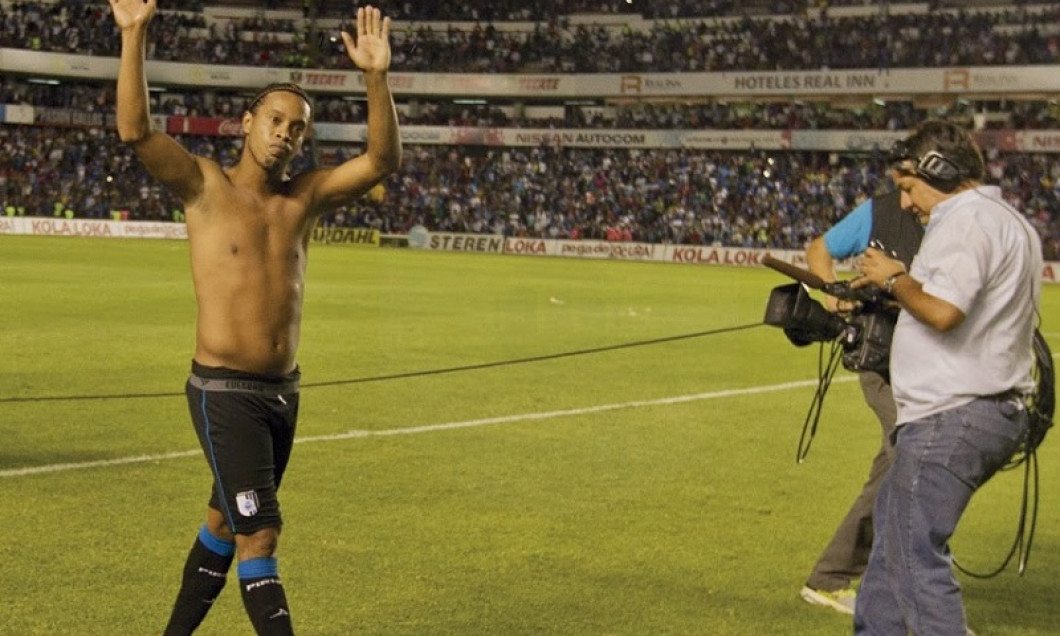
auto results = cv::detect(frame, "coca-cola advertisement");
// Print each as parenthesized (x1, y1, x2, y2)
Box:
(165, 116, 244, 137)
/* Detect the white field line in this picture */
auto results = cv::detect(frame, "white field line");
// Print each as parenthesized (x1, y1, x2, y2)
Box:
(2, 376, 850, 479)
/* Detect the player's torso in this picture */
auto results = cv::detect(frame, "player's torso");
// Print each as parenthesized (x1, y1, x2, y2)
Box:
(185, 167, 315, 374)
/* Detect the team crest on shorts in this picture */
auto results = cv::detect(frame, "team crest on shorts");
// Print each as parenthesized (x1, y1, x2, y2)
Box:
(236, 490, 260, 517)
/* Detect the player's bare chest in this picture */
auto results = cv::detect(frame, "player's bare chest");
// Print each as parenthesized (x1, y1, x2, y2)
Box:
(210, 184, 303, 228)
(195, 196, 306, 259)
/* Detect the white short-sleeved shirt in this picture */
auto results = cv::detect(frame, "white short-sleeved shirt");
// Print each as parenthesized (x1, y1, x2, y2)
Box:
(890, 186, 1042, 425)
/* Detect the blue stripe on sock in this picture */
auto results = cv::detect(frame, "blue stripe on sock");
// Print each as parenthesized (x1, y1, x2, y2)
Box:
(198, 524, 235, 557)
(238, 557, 279, 580)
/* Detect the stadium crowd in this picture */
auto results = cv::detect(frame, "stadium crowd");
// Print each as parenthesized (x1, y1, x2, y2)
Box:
(2, 1, 1059, 259)
(4, 121, 1060, 260)
(5, 78, 1060, 131)
(2, 0, 1059, 72)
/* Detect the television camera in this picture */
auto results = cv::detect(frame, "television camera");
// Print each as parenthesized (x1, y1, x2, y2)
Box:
(762, 256, 896, 375)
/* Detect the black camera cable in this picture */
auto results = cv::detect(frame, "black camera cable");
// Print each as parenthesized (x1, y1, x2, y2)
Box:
(0, 322, 765, 404)
(953, 450, 1041, 578)
(796, 338, 845, 463)
(953, 326, 1054, 578)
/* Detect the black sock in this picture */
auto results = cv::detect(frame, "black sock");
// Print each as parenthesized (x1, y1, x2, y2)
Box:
(238, 557, 294, 635)
(163, 525, 235, 636)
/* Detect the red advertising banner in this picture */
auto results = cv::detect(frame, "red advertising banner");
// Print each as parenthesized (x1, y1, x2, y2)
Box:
(165, 116, 243, 137)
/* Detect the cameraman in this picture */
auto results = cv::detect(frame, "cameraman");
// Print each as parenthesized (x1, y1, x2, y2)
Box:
(853, 120, 1040, 635)
(799, 186, 923, 615)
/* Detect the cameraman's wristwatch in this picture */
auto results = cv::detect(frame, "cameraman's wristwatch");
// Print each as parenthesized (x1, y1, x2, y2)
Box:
(884, 271, 907, 294)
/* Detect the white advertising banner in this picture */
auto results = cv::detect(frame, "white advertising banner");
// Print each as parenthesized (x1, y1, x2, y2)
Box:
(415, 231, 1060, 284)
(3, 48, 1060, 98)
(582, 67, 1060, 99)
(305, 126, 1060, 153)
(790, 130, 906, 152)
(494, 129, 679, 149)
(311, 126, 680, 148)
(4, 220, 1060, 282)
(0, 217, 188, 240)
(683, 130, 791, 150)
(1014, 131, 1060, 153)
(0, 103, 34, 124)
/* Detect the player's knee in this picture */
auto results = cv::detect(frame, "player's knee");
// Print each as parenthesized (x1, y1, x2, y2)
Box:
(236, 526, 280, 559)
(204, 510, 234, 542)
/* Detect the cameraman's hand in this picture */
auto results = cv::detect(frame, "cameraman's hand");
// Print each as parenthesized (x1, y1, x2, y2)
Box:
(852, 247, 906, 288)
(834, 298, 862, 314)
(822, 294, 860, 314)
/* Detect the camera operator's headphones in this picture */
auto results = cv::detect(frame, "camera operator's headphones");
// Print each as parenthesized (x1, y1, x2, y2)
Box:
(888, 139, 967, 193)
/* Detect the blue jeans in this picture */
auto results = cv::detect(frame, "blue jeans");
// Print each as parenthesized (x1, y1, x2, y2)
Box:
(853, 397, 1028, 636)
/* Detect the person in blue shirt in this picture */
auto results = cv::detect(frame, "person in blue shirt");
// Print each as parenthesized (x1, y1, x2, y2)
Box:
(799, 185, 923, 615)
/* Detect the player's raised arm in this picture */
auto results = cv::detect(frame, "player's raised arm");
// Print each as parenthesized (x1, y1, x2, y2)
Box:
(110, 0, 204, 204)
(308, 5, 401, 212)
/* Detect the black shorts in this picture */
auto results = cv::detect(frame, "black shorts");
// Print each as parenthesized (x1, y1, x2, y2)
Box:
(186, 360, 300, 534)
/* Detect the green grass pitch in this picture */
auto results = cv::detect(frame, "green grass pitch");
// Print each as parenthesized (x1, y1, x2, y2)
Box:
(1, 234, 1058, 635)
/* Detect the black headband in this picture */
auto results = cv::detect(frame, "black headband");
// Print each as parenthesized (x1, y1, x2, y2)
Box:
(247, 83, 312, 114)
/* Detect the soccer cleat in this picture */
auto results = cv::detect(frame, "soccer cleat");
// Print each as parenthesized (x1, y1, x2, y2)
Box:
(800, 585, 856, 615)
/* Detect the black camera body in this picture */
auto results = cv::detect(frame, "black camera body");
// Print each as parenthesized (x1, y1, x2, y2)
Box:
(764, 282, 896, 375)
(837, 310, 895, 374)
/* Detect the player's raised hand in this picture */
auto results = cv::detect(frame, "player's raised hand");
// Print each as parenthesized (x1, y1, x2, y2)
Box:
(340, 6, 392, 73)
(108, 0, 157, 30)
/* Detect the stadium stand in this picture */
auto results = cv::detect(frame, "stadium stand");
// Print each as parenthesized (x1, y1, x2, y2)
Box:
(3, 1, 1060, 70)
(1, 0, 1059, 257)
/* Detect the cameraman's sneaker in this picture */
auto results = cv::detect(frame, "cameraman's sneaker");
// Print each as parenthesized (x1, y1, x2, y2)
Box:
(800, 585, 856, 615)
